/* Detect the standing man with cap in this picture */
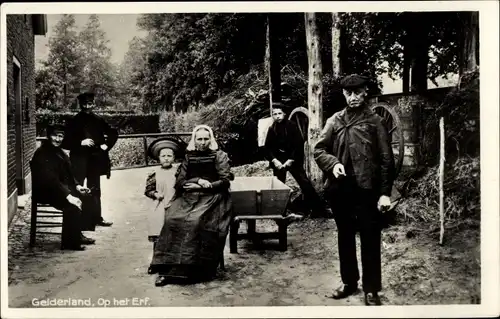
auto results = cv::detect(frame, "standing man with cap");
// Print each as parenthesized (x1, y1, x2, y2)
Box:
(264, 102, 330, 218)
(314, 74, 395, 305)
(62, 92, 118, 230)
(31, 124, 95, 250)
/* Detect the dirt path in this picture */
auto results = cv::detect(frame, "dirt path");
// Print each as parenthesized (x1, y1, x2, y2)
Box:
(8, 167, 363, 307)
(8, 166, 480, 307)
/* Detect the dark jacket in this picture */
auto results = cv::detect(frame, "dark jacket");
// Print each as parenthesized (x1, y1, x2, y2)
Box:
(174, 150, 232, 194)
(31, 141, 80, 206)
(61, 111, 118, 178)
(313, 106, 395, 196)
(264, 119, 304, 166)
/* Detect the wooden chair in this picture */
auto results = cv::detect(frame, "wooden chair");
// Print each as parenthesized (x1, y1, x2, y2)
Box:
(20, 161, 65, 247)
(18, 193, 64, 247)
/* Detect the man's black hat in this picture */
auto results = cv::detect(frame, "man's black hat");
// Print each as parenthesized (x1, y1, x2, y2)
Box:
(77, 92, 95, 106)
(46, 123, 65, 136)
(340, 74, 370, 89)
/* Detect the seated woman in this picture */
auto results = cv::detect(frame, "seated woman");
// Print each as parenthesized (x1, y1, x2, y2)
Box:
(151, 125, 233, 286)
(144, 137, 187, 274)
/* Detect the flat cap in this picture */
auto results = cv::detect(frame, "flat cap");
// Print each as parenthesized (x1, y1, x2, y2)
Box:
(46, 123, 65, 136)
(340, 74, 370, 89)
(148, 137, 187, 161)
(271, 101, 293, 111)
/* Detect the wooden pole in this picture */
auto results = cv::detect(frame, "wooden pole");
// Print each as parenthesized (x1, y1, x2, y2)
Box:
(304, 12, 324, 191)
(402, 20, 411, 94)
(265, 13, 282, 116)
(265, 15, 272, 115)
(459, 11, 479, 77)
(439, 117, 445, 245)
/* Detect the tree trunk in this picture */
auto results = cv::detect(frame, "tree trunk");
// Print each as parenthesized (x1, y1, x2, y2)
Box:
(265, 13, 282, 115)
(460, 11, 479, 76)
(402, 29, 411, 94)
(409, 13, 429, 94)
(63, 82, 68, 111)
(304, 13, 324, 191)
(331, 12, 342, 78)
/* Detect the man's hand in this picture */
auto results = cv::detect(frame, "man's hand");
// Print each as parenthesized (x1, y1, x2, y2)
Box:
(81, 138, 95, 147)
(76, 185, 90, 195)
(100, 144, 108, 151)
(332, 163, 346, 178)
(378, 195, 392, 212)
(184, 183, 202, 190)
(198, 178, 212, 188)
(284, 159, 294, 168)
(67, 194, 82, 209)
(272, 159, 284, 170)
(155, 192, 165, 201)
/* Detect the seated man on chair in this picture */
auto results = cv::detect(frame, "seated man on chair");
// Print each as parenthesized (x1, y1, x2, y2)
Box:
(31, 124, 96, 250)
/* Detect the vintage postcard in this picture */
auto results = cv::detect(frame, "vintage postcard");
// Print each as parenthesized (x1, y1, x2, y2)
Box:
(1, 1, 498, 318)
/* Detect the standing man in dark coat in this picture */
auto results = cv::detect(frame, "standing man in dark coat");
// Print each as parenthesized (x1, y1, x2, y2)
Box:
(31, 124, 96, 250)
(264, 102, 330, 217)
(314, 74, 395, 306)
(62, 92, 118, 230)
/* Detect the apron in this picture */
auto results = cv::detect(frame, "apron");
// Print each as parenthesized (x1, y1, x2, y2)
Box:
(148, 165, 177, 239)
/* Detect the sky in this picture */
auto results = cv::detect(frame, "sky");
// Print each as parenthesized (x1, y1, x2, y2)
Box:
(34, 14, 457, 95)
(35, 14, 147, 66)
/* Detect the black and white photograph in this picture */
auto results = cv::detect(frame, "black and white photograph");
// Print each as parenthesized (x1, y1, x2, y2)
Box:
(1, 1, 498, 318)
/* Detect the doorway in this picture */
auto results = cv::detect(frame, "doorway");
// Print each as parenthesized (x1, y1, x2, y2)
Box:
(13, 57, 24, 194)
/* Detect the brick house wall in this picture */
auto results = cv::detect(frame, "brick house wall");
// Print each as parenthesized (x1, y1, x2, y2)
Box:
(6, 14, 46, 224)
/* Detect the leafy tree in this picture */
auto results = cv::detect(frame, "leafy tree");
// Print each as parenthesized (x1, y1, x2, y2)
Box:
(357, 12, 464, 92)
(116, 36, 148, 110)
(79, 14, 117, 108)
(36, 14, 83, 110)
(120, 12, 471, 113)
(131, 13, 267, 112)
(35, 67, 60, 110)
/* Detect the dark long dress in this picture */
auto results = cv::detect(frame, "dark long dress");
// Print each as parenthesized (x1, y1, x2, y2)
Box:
(150, 149, 233, 283)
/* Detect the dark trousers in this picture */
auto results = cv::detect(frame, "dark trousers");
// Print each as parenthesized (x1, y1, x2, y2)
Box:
(327, 177, 382, 293)
(273, 162, 327, 214)
(71, 155, 103, 230)
(51, 201, 83, 248)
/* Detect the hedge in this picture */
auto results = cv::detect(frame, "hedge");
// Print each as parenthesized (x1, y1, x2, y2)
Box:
(36, 110, 160, 135)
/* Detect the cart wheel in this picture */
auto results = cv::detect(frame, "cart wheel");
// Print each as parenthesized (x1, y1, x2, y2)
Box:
(371, 102, 405, 179)
(288, 107, 309, 141)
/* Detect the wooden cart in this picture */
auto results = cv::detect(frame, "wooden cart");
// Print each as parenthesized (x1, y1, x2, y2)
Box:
(228, 176, 298, 253)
